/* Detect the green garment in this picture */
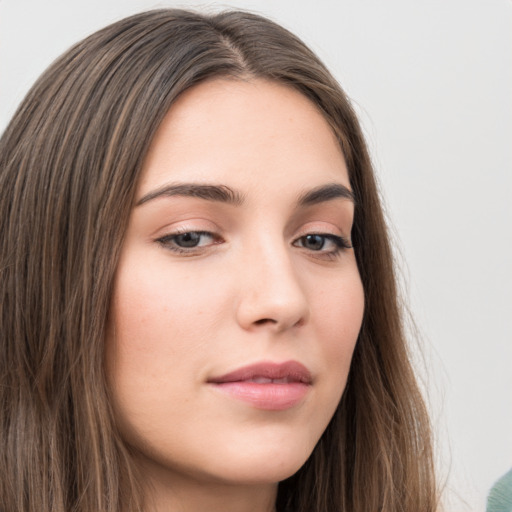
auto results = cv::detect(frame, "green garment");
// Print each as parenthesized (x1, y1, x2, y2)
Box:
(487, 468, 512, 512)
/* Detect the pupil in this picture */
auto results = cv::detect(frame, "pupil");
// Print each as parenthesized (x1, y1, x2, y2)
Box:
(305, 234, 324, 250)
(176, 232, 200, 248)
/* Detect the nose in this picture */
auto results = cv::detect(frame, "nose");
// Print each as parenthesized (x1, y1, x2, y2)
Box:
(235, 242, 310, 333)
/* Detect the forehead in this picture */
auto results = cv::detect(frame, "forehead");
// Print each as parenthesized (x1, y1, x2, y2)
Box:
(139, 78, 349, 196)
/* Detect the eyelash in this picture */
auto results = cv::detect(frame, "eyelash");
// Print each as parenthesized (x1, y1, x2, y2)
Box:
(293, 233, 352, 259)
(156, 231, 221, 255)
(156, 230, 352, 259)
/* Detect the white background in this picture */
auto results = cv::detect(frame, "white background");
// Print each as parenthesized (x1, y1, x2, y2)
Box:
(1, 1, 510, 510)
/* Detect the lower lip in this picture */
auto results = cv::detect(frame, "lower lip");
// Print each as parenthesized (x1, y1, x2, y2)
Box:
(209, 382, 309, 410)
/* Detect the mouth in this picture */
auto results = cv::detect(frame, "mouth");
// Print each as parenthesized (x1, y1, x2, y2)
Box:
(207, 361, 312, 411)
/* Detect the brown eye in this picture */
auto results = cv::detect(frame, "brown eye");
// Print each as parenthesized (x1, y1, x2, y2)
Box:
(156, 231, 220, 254)
(174, 232, 202, 248)
(302, 234, 326, 251)
(293, 233, 352, 256)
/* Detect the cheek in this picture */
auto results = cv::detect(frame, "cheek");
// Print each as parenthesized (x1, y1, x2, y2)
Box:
(105, 253, 235, 418)
(109, 256, 224, 356)
(311, 269, 364, 381)
(314, 267, 364, 339)
(105, 263, 211, 448)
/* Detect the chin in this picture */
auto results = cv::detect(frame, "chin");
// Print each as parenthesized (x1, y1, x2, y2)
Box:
(207, 433, 316, 485)
(132, 427, 318, 488)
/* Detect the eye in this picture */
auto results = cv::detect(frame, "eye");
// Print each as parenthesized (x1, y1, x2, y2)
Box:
(293, 233, 352, 257)
(156, 231, 220, 253)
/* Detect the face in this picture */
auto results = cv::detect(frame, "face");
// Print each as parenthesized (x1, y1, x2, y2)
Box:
(106, 79, 364, 491)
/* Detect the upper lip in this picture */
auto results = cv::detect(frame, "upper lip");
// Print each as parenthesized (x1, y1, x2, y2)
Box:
(207, 360, 312, 384)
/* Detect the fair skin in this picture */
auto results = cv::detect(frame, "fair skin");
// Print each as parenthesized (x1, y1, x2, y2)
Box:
(106, 78, 365, 512)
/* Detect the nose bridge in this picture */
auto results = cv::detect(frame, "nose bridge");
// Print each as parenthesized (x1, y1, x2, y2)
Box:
(235, 231, 309, 331)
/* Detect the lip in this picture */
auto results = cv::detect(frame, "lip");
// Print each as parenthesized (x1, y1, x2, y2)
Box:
(207, 361, 312, 411)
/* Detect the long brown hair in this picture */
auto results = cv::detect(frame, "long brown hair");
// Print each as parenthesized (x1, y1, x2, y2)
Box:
(0, 9, 437, 512)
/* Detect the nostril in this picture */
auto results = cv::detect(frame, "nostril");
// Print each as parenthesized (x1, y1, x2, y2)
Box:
(254, 318, 277, 326)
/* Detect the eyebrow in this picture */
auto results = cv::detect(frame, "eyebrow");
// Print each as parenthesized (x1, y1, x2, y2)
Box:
(136, 183, 245, 207)
(136, 182, 354, 208)
(297, 183, 355, 206)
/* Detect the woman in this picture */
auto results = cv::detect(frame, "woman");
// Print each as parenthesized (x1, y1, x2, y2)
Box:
(0, 9, 437, 512)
